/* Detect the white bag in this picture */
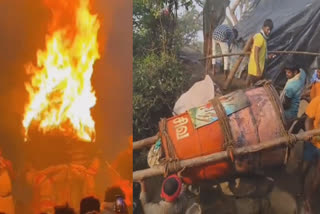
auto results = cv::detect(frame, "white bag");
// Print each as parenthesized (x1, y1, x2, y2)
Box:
(173, 75, 215, 115)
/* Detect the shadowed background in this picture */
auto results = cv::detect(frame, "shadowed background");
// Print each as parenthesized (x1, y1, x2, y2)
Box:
(0, 0, 132, 209)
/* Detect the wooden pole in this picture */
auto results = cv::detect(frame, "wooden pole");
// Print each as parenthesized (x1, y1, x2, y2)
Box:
(133, 129, 320, 181)
(133, 135, 158, 150)
(223, 37, 253, 90)
(271, 51, 320, 56)
(199, 52, 250, 61)
(199, 50, 320, 61)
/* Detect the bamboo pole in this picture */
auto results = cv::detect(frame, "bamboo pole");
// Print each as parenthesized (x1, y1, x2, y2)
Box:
(271, 51, 320, 56)
(199, 52, 250, 60)
(133, 129, 320, 181)
(199, 50, 320, 61)
(133, 135, 158, 150)
(223, 37, 253, 90)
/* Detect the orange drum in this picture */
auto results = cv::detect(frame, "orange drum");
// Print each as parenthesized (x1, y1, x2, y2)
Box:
(160, 86, 288, 184)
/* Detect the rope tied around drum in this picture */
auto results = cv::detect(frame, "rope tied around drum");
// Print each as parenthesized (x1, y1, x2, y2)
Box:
(263, 82, 298, 148)
(159, 119, 183, 177)
(160, 118, 178, 160)
(162, 158, 184, 177)
(287, 133, 298, 147)
(211, 97, 235, 162)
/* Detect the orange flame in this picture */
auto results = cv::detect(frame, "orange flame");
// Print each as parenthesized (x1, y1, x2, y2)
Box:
(22, 0, 100, 142)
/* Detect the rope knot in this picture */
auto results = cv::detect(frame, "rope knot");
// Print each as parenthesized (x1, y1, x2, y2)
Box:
(226, 145, 235, 162)
(163, 159, 181, 177)
(287, 133, 297, 148)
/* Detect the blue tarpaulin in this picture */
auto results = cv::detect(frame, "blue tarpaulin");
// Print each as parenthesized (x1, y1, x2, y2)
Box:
(236, 0, 319, 86)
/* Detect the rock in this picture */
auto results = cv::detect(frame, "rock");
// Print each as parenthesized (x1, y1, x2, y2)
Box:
(235, 198, 271, 214)
(269, 187, 297, 214)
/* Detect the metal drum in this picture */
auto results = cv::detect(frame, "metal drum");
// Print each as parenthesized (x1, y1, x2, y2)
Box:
(160, 85, 288, 184)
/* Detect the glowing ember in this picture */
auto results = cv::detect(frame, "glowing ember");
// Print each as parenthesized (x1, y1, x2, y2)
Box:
(22, 0, 100, 142)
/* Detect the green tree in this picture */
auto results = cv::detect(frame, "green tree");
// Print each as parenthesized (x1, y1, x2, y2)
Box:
(176, 6, 202, 47)
(133, 53, 189, 140)
(133, 0, 198, 140)
(133, 0, 194, 56)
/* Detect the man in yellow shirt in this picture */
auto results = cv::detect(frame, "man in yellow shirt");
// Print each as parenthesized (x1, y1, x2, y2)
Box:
(246, 19, 274, 87)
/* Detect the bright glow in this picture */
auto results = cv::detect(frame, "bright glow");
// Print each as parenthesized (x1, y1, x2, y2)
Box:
(23, 0, 100, 142)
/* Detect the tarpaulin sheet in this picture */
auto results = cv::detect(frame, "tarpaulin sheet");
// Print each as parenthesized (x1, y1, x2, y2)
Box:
(236, 0, 319, 86)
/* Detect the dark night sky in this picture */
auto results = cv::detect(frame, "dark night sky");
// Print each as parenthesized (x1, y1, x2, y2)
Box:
(0, 0, 132, 168)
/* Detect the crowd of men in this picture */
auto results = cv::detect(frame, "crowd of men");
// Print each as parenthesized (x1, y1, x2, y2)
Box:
(0, 153, 129, 214)
(52, 188, 129, 214)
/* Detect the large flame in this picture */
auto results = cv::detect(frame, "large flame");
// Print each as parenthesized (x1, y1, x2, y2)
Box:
(22, 0, 100, 142)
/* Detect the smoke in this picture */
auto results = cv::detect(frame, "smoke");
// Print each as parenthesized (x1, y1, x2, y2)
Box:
(0, 0, 50, 166)
(92, 0, 132, 161)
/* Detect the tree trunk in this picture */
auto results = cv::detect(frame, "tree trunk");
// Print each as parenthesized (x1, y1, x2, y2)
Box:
(229, 0, 241, 25)
(203, 0, 229, 74)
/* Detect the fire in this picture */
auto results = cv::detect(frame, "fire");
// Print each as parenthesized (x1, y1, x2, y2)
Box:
(22, 0, 100, 142)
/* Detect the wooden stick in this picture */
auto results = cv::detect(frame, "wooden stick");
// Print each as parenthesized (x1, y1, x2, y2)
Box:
(133, 135, 158, 150)
(199, 52, 250, 60)
(199, 50, 320, 61)
(133, 129, 320, 181)
(223, 37, 253, 90)
(271, 51, 320, 56)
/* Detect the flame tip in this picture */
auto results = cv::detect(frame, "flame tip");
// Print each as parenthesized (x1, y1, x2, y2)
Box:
(23, 0, 99, 142)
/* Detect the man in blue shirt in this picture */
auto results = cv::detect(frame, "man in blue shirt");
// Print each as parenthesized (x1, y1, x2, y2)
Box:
(280, 64, 306, 126)
(212, 25, 238, 77)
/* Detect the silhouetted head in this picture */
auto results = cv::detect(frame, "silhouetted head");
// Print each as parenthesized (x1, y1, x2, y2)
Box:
(54, 204, 76, 214)
(105, 186, 125, 202)
(80, 196, 100, 214)
(232, 28, 238, 40)
(160, 174, 182, 202)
